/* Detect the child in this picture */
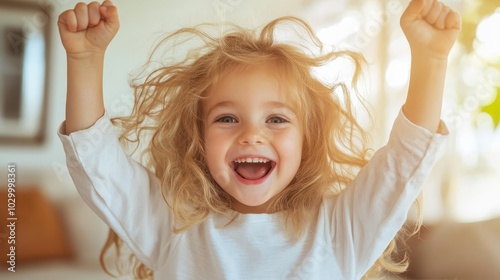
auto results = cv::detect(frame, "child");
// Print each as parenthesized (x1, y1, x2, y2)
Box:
(57, 0, 460, 279)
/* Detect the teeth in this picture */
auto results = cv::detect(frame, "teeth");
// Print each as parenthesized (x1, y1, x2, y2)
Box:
(234, 157, 270, 163)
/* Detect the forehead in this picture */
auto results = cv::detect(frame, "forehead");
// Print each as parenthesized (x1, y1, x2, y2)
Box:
(203, 63, 295, 111)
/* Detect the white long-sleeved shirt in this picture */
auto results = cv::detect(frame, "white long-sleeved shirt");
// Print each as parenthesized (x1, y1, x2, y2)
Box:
(58, 110, 447, 280)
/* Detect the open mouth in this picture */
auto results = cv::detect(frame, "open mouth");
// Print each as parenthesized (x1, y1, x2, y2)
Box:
(230, 157, 276, 181)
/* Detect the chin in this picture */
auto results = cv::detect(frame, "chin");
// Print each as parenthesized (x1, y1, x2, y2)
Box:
(231, 194, 276, 212)
(236, 196, 269, 207)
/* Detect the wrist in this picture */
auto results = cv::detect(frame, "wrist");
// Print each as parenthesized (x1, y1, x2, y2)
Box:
(410, 48, 450, 63)
(67, 51, 106, 62)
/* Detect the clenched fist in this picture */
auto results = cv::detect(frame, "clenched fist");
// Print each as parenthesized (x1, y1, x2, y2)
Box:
(400, 0, 461, 59)
(58, 1, 120, 57)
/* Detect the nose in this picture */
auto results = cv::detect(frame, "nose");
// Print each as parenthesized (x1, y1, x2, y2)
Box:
(238, 124, 265, 145)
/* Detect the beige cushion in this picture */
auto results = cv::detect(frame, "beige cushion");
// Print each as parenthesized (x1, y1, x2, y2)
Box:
(0, 187, 73, 267)
(404, 218, 500, 279)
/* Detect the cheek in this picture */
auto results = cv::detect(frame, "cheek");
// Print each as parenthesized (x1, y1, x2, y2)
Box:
(204, 130, 233, 188)
(204, 133, 218, 165)
(275, 130, 303, 163)
(204, 129, 230, 166)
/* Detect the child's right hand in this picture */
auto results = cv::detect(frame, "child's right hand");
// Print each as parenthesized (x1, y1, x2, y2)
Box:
(58, 1, 119, 57)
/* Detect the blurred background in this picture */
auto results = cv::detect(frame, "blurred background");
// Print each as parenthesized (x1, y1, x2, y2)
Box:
(0, 0, 499, 279)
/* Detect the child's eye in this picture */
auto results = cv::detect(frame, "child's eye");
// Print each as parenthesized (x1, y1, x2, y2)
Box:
(216, 116, 237, 123)
(267, 116, 287, 124)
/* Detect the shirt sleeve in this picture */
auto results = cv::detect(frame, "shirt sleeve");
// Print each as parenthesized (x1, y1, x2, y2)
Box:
(57, 113, 173, 270)
(329, 109, 448, 279)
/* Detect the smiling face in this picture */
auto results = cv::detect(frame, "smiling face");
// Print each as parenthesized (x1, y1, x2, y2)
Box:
(203, 63, 303, 213)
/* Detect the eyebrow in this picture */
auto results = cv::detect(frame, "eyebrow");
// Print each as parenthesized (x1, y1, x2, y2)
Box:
(206, 101, 234, 118)
(266, 101, 296, 115)
(206, 101, 296, 117)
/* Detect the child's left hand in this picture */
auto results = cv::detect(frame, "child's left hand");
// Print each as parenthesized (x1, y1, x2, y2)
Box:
(400, 0, 461, 59)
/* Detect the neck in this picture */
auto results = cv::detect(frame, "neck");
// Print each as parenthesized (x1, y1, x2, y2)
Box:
(232, 199, 274, 214)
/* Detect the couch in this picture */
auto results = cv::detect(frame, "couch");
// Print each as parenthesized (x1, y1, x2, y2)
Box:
(0, 187, 111, 280)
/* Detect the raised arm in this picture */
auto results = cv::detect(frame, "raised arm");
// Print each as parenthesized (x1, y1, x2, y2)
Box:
(400, 0, 461, 132)
(328, 1, 460, 277)
(57, 0, 120, 134)
(57, 2, 176, 269)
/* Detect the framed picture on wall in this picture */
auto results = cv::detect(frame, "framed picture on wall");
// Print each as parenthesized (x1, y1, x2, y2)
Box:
(0, 1, 51, 145)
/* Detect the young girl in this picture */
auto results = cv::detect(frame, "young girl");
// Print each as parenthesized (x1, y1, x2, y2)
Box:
(57, 0, 460, 279)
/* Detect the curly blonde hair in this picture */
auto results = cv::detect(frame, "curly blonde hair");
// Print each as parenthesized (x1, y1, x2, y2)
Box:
(101, 16, 420, 279)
